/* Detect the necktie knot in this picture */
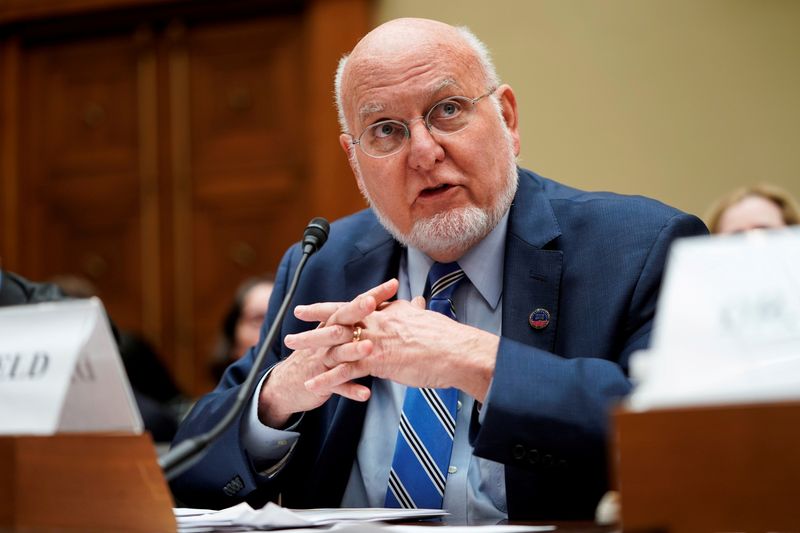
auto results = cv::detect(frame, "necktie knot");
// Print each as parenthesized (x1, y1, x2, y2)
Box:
(426, 262, 465, 318)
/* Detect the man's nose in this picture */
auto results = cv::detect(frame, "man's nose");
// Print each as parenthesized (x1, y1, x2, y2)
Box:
(406, 118, 444, 170)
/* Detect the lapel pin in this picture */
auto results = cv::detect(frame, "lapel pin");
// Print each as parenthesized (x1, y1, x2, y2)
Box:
(529, 308, 551, 330)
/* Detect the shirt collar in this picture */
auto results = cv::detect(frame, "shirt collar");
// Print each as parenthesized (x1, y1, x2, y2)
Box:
(407, 210, 509, 310)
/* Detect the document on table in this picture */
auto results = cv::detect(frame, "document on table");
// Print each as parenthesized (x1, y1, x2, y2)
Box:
(173, 502, 554, 532)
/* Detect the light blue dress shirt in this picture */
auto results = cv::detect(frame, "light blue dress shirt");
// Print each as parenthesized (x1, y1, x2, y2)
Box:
(243, 212, 510, 522)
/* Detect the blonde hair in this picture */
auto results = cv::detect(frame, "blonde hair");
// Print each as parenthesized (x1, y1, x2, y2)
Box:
(705, 183, 800, 234)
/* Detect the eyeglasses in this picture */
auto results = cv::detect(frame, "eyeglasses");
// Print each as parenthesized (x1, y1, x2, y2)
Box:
(350, 88, 497, 158)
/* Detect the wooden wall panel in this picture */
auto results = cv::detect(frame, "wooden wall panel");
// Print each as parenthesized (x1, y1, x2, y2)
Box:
(135, 25, 162, 350)
(188, 18, 303, 177)
(179, 16, 309, 391)
(19, 34, 146, 333)
(1, 38, 21, 267)
(304, 0, 371, 222)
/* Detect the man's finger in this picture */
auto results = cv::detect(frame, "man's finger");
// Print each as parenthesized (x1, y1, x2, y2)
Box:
(294, 302, 344, 322)
(365, 278, 399, 305)
(329, 382, 371, 402)
(320, 338, 372, 367)
(327, 279, 399, 325)
(304, 360, 368, 393)
(284, 323, 354, 350)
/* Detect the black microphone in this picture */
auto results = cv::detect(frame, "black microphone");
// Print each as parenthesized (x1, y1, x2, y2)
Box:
(303, 217, 329, 254)
(160, 217, 330, 481)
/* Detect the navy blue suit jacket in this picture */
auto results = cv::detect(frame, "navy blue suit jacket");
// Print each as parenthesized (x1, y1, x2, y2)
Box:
(171, 168, 707, 519)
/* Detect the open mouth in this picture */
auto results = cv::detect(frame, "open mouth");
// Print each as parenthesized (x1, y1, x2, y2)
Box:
(419, 183, 454, 198)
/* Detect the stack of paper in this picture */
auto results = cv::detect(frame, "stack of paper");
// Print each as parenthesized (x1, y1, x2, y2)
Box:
(174, 503, 553, 532)
(175, 503, 445, 532)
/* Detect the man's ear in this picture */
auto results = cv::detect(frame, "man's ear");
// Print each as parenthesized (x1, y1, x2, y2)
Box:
(496, 84, 521, 156)
(340, 134, 369, 197)
(339, 133, 358, 175)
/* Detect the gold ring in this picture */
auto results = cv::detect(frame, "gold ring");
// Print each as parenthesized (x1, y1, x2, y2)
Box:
(352, 326, 362, 343)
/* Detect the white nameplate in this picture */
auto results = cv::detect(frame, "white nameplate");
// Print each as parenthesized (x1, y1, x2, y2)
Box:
(0, 297, 143, 435)
(629, 227, 800, 410)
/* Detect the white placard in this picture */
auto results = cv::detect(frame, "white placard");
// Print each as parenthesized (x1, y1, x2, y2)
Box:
(628, 227, 800, 410)
(0, 297, 143, 434)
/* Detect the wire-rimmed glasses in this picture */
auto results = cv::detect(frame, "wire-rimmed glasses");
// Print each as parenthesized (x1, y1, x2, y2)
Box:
(350, 88, 497, 158)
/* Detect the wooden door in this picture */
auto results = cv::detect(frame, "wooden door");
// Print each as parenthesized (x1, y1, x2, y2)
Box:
(19, 31, 154, 334)
(168, 16, 311, 392)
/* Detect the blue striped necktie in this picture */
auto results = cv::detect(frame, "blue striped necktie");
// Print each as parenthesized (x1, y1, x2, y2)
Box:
(385, 262, 466, 509)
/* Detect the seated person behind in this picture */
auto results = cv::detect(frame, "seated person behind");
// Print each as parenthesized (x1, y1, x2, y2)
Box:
(211, 276, 275, 382)
(705, 183, 800, 234)
(170, 18, 708, 521)
(0, 268, 66, 305)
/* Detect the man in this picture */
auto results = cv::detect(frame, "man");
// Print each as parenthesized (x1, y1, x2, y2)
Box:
(171, 18, 707, 520)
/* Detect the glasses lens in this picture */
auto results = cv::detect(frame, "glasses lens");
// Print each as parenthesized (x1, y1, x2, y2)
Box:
(427, 96, 473, 134)
(360, 120, 407, 157)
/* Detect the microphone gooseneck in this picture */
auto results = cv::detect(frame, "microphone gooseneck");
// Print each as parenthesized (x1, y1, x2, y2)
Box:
(160, 217, 330, 481)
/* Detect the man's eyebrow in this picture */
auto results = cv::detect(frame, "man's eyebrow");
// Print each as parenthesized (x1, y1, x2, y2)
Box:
(358, 102, 385, 123)
(356, 78, 461, 123)
(432, 78, 458, 94)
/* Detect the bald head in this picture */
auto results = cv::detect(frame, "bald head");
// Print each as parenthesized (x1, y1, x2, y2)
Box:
(334, 18, 499, 133)
(351, 18, 465, 65)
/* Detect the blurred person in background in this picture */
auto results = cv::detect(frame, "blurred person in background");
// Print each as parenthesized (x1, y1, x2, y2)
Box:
(705, 183, 800, 234)
(0, 267, 66, 305)
(211, 276, 275, 383)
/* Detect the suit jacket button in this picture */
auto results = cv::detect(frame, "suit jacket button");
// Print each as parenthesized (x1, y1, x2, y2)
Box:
(543, 454, 554, 467)
(512, 444, 526, 460)
(528, 448, 539, 464)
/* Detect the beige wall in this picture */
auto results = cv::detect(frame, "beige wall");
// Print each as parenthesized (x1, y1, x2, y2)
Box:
(374, 0, 800, 221)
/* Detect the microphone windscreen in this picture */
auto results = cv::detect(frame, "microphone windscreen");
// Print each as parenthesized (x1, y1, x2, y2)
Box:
(303, 217, 330, 253)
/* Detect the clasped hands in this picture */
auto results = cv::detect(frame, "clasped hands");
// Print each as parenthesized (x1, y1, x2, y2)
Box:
(258, 278, 498, 428)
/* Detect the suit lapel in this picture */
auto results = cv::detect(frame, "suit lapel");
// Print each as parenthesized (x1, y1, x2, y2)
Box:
(343, 217, 403, 296)
(502, 170, 563, 353)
